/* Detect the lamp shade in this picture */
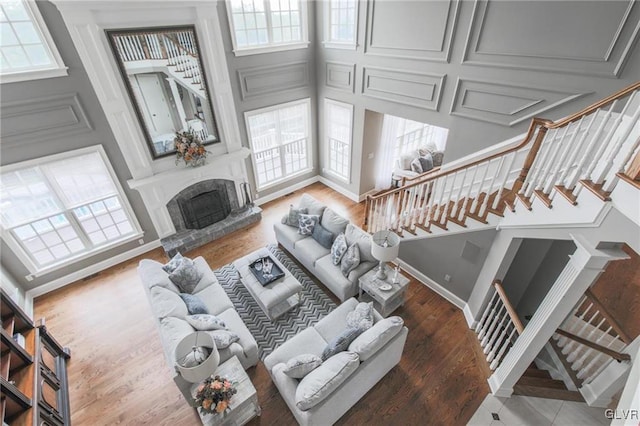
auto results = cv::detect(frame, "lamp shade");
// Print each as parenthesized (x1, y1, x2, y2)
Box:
(371, 230, 400, 262)
(175, 331, 220, 383)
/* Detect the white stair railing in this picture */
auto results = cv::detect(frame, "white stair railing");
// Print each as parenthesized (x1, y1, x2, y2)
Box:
(474, 280, 524, 371)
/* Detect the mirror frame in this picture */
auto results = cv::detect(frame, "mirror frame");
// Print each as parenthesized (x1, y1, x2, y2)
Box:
(106, 25, 221, 159)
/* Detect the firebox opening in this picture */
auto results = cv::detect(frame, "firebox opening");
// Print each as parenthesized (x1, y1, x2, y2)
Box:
(179, 189, 231, 230)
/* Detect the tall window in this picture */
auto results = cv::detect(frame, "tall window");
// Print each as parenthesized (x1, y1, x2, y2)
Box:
(246, 99, 312, 190)
(325, 99, 353, 181)
(393, 117, 448, 162)
(0, 0, 66, 82)
(227, 0, 308, 55)
(0, 147, 141, 275)
(325, 0, 357, 48)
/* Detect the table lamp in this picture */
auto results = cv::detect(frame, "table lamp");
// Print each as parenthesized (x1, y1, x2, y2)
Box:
(174, 331, 219, 383)
(371, 230, 400, 280)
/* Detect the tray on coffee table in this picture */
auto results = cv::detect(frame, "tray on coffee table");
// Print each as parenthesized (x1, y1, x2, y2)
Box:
(248, 255, 285, 286)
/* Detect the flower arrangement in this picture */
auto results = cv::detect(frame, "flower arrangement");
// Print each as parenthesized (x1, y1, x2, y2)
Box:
(174, 130, 208, 167)
(194, 375, 237, 415)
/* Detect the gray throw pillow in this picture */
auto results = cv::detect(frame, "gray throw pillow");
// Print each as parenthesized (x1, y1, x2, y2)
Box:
(178, 346, 209, 368)
(431, 151, 444, 167)
(321, 327, 365, 360)
(283, 354, 323, 379)
(311, 223, 334, 249)
(410, 157, 423, 173)
(179, 293, 209, 315)
(298, 213, 319, 236)
(185, 314, 226, 331)
(340, 243, 360, 277)
(330, 233, 348, 265)
(346, 302, 374, 330)
(168, 257, 203, 293)
(163, 252, 184, 273)
(207, 330, 240, 349)
(282, 205, 308, 227)
(418, 153, 434, 173)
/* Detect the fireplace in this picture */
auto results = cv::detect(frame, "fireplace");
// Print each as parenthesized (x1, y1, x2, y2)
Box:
(179, 189, 231, 230)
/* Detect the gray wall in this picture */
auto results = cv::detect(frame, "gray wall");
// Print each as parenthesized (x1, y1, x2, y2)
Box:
(316, 0, 640, 197)
(0, 1, 158, 290)
(399, 228, 497, 301)
(501, 238, 554, 308)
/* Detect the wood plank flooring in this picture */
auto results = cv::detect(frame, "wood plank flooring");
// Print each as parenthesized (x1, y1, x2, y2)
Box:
(33, 182, 490, 426)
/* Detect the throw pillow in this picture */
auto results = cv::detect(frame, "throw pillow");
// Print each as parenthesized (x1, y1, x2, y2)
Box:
(283, 354, 323, 379)
(340, 243, 360, 277)
(298, 213, 319, 236)
(298, 194, 326, 216)
(179, 293, 209, 315)
(348, 316, 404, 361)
(178, 346, 209, 368)
(321, 327, 365, 361)
(311, 223, 334, 249)
(346, 302, 374, 330)
(168, 257, 203, 293)
(431, 151, 444, 167)
(399, 153, 414, 171)
(185, 314, 226, 331)
(282, 205, 308, 227)
(330, 233, 348, 265)
(162, 252, 184, 273)
(320, 208, 349, 237)
(150, 286, 188, 319)
(207, 330, 240, 349)
(418, 153, 434, 173)
(410, 157, 423, 174)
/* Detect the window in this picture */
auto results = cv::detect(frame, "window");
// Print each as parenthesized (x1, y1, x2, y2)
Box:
(0, 0, 67, 82)
(227, 0, 309, 55)
(0, 147, 142, 276)
(324, 0, 358, 49)
(325, 99, 353, 181)
(393, 117, 448, 162)
(246, 99, 312, 190)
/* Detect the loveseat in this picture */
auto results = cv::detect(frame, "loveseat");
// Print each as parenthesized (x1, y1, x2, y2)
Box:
(393, 145, 444, 184)
(138, 256, 259, 400)
(273, 194, 377, 301)
(264, 298, 408, 426)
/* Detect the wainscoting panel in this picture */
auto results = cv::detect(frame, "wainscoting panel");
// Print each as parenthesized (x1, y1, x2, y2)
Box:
(450, 79, 588, 126)
(325, 62, 356, 92)
(362, 67, 445, 110)
(462, 0, 639, 77)
(1, 93, 93, 145)
(238, 62, 310, 100)
(365, 0, 459, 62)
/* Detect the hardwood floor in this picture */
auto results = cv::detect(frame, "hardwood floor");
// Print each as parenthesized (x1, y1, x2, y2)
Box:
(33, 182, 490, 426)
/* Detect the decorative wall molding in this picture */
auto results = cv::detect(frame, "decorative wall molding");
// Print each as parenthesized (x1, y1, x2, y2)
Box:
(365, 0, 459, 62)
(0, 93, 92, 145)
(362, 66, 445, 110)
(462, 0, 640, 77)
(325, 62, 355, 93)
(238, 61, 310, 100)
(450, 78, 589, 126)
(397, 259, 466, 309)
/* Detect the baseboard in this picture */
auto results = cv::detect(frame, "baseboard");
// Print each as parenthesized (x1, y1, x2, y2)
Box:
(254, 176, 320, 206)
(397, 259, 466, 309)
(463, 303, 477, 329)
(318, 176, 360, 203)
(26, 240, 162, 300)
(358, 188, 378, 203)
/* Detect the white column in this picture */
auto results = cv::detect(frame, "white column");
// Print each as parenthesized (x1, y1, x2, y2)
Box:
(488, 234, 628, 397)
(166, 77, 188, 130)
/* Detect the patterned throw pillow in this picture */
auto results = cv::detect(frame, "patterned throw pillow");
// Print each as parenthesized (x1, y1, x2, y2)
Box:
(340, 243, 360, 277)
(185, 314, 226, 331)
(331, 233, 348, 265)
(283, 354, 323, 379)
(162, 252, 184, 273)
(179, 293, 209, 315)
(298, 213, 319, 236)
(418, 153, 434, 173)
(321, 327, 365, 360)
(410, 157, 423, 173)
(346, 302, 374, 330)
(282, 205, 308, 227)
(311, 223, 334, 249)
(178, 346, 210, 368)
(168, 257, 203, 293)
(207, 330, 240, 349)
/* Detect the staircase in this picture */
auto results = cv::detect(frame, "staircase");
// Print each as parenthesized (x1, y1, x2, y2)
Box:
(514, 365, 584, 402)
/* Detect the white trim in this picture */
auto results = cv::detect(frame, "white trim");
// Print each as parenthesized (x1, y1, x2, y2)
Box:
(25, 239, 161, 300)
(463, 303, 477, 328)
(322, 41, 357, 50)
(318, 176, 359, 203)
(324, 98, 354, 183)
(1, 67, 68, 84)
(232, 42, 310, 56)
(323, 0, 359, 48)
(396, 258, 466, 309)
(254, 176, 320, 206)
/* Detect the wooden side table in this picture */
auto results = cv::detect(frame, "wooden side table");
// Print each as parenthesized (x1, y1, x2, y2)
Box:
(358, 268, 410, 317)
(191, 356, 260, 426)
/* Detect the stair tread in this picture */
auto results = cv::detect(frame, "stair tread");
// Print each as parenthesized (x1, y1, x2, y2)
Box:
(517, 376, 567, 389)
(513, 384, 585, 402)
(524, 368, 552, 379)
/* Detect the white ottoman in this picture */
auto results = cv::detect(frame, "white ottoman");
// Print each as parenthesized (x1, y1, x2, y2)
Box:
(233, 248, 303, 320)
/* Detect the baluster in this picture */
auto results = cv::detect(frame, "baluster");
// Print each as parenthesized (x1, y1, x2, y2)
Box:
(558, 113, 598, 189)
(519, 127, 551, 197)
(556, 296, 588, 346)
(487, 319, 510, 362)
(416, 181, 430, 226)
(481, 157, 503, 216)
(122, 36, 135, 61)
(478, 297, 499, 340)
(440, 171, 459, 225)
(482, 305, 505, 347)
(475, 290, 499, 334)
(485, 308, 510, 355)
(571, 317, 607, 368)
(424, 178, 439, 226)
(458, 165, 479, 221)
(546, 119, 584, 195)
(563, 306, 598, 358)
(433, 175, 448, 225)
(490, 325, 518, 370)
(492, 152, 517, 211)
(525, 129, 558, 198)
(450, 168, 468, 220)
(470, 159, 491, 213)
(537, 125, 570, 193)
(408, 185, 421, 229)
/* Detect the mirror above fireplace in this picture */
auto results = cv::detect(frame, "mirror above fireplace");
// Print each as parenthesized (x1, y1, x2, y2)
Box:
(106, 25, 221, 159)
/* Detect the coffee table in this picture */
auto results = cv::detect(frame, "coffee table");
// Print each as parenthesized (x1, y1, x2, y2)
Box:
(233, 248, 303, 320)
(358, 268, 410, 317)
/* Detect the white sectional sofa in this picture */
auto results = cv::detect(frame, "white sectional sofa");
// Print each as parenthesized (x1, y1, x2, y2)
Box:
(263, 298, 408, 426)
(273, 194, 377, 301)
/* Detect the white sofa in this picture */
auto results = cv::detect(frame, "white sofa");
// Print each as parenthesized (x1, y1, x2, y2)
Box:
(393, 147, 444, 183)
(264, 298, 408, 426)
(273, 194, 377, 302)
(138, 256, 259, 401)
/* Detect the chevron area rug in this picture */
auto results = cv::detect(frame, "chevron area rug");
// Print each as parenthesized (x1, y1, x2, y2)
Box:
(213, 244, 337, 360)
